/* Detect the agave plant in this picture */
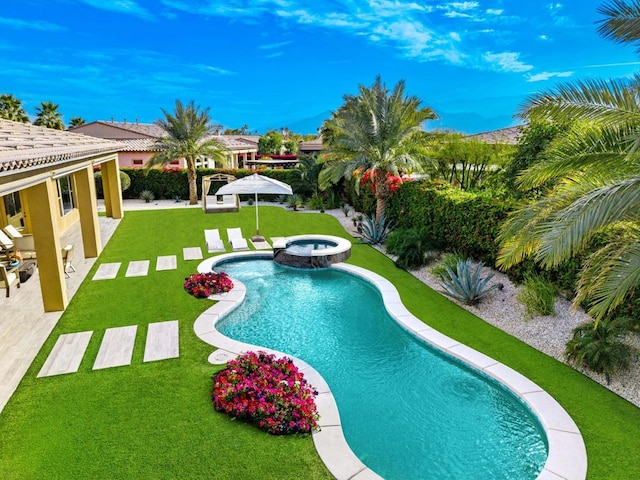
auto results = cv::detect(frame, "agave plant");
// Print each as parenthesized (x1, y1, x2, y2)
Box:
(360, 213, 393, 245)
(439, 258, 502, 305)
(565, 317, 636, 384)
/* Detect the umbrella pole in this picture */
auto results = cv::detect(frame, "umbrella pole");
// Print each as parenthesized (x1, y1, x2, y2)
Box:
(252, 192, 264, 242)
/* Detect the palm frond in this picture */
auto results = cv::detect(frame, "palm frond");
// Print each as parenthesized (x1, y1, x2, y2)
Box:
(597, 0, 640, 51)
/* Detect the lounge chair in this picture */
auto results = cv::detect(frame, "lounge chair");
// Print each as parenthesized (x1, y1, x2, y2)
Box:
(0, 229, 16, 261)
(2, 225, 37, 259)
(227, 228, 249, 251)
(0, 263, 20, 297)
(204, 229, 225, 252)
(61, 244, 76, 278)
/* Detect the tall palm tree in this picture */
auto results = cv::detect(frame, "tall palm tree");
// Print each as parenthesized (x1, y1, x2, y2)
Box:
(0, 94, 29, 123)
(34, 101, 64, 129)
(147, 100, 228, 205)
(320, 76, 437, 223)
(497, 0, 640, 321)
(68, 116, 86, 128)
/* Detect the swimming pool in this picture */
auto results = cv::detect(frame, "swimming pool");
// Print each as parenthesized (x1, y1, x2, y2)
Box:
(214, 258, 546, 479)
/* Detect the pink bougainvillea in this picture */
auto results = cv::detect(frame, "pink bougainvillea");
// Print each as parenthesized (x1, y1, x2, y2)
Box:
(184, 272, 234, 298)
(211, 351, 320, 435)
(359, 169, 405, 194)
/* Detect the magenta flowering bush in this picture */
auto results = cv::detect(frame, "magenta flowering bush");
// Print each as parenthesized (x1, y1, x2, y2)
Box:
(211, 351, 320, 435)
(184, 272, 234, 298)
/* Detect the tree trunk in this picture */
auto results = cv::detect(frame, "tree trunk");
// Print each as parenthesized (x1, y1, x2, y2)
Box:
(187, 159, 198, 205)
(374, 171, 388, 224)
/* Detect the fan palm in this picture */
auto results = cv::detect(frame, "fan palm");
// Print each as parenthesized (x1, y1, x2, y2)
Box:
(320, 76, 437, 223)
(0, 94, 29, 123)
(34, 101, 64, 129)
(497, 0, 640, 321)
(68, 116, 86, 128)
(147, 100, 228, 205)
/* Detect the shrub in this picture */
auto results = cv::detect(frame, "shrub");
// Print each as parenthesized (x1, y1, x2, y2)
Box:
(211, 351, 320, 435)
(439, 258, 502, 305)
(360, 213, 393, 245)
(517, 274, 557, 319)
(140, 190, 154, 203)
(184, 272, 234, 298)
(430, 252, 466, 277)
(306, 194, 325, 210)
(288, 194, 304, 211)
(565, 317, 636, 384)
(385, 227, 441, 270)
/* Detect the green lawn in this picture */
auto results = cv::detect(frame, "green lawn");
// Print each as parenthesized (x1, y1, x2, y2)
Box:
(0, 206, 638, 479)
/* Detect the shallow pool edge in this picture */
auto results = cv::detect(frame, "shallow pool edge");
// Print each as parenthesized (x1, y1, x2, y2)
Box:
(195, 253, 587, 480)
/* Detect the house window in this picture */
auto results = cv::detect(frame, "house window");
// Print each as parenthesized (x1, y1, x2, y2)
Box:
(56, 175, 75, 216)
(3, 192, 21, 217)
(132, 159, 143, 166)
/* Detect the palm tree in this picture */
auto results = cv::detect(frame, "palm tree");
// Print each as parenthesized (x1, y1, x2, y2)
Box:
(34, 101, 64, 129)
(68, 116, 86, 128)
(0, 94, 29, 123)
(497, 0, 640, 321)
(147, 100, 228, 205)
(320, 76, 437, 223)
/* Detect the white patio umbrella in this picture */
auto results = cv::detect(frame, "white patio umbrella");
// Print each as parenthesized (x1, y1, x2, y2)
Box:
(215, 173, 293, 240)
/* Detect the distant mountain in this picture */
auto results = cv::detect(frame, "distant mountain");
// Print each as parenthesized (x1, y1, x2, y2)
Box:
(427, 111, 520, 135)
(258, 111, 331, 135)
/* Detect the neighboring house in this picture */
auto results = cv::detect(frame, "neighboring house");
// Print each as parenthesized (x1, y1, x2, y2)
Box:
(71, 120, 258, 169)
(298, 136, 324, 155)
(464, 126, 522, 144)
(0, 119, 123, 312)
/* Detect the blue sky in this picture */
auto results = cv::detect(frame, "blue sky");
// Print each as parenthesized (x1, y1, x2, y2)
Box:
(2, 1, 639, 134)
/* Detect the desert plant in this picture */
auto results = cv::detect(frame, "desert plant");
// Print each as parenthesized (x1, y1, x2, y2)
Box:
(277, 194, 288, 204)
(306, 194, 325, 211)
(385, 228, 441, 270)
(439, 258, 502, 305)
(360, 213, 393, 245)
(341, 204, 351, 217)
(430, 251, 466, 277)
(140, 190, 154, 203)
(517, 274, 557, 319)
(288, 194, 304, 211)
(565, 317, 636, 384)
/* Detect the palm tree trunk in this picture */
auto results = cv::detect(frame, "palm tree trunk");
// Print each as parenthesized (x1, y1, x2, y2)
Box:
(375, 171, 389, 224)
(186, 159, 198, 205)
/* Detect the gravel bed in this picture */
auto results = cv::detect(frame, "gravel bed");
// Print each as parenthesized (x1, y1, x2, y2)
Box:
(322, 207, 640, 408)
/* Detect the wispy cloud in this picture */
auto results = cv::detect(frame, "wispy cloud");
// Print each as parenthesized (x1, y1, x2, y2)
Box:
(258, 41, 293, 50)
(584, 61, 640, 68)
(77, 0, 155, 21)
(265, 51, 285, 59)
(484, 51, 533, 72)
(196, 64, 237, 76)
(0, 16, 66, 32)
(526, 70, 573, 82)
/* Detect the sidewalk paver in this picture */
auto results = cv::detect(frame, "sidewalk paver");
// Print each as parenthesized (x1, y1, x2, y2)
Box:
(156, 255, 177, 271)
(143, 320, 179, 362)
(37, 331, 93, 377)
(93, 325, 137, 370)
(183, 247, 203, 260)
(125, 260, 150, 277)
(93, 262, 121, 280)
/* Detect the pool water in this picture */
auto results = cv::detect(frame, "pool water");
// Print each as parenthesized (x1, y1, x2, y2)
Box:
(285, 239, 337, 255)
(217, 259, 547, 480)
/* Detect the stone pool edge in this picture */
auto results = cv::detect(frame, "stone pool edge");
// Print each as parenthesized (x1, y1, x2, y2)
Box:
(195, 252, 587, 480)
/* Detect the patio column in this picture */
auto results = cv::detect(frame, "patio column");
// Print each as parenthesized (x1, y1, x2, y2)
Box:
(101, 157, 123, 219)
(73, 165, 102, 258)
(24, 178, 67, 312)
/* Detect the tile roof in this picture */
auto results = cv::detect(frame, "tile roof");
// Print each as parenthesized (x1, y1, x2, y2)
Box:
(117, 138, 161, 152)
(86, 120, 168, 138)
(0, 120, 120, 173)
(464, 126, 523, 145)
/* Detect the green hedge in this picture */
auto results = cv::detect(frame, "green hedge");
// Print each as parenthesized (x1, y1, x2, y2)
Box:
(386, 180, 513, 264)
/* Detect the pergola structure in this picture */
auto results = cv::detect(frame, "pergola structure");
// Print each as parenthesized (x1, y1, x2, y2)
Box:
(201, 173, 239, 213)
(0, 120, 123, 312)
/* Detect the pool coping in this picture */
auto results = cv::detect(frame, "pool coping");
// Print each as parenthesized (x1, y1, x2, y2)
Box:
(195, 252, 587, 480)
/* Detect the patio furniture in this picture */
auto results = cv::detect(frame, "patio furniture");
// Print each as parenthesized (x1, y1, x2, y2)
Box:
(0, 263, 20, 297)
(18, 259, 37, 283)
(227, 228, 249, 251)
(2, 225, 37, 259)
(0, 229, 17, 261)
(61, 245, 76, 278)
(202, 173, 239, 213)
(204, 229, 225, 252)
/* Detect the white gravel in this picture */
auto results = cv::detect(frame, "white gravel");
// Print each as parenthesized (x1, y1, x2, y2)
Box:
(323, 207, 640, 408)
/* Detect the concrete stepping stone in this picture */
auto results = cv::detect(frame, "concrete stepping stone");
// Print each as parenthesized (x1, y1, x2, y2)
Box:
(183, 247, 203, 260)
(143, 320, 179, 362)
(250, 239, 271, 250)
(93, 325, 137, 370)
(93, 262, 121, 280)
(156, 255, 177, 271)
(125, 260, 150, 277)
(37, 331, 93, 377)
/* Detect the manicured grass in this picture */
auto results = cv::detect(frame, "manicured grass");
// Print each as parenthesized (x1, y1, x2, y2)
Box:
(0, 205, 638, 479)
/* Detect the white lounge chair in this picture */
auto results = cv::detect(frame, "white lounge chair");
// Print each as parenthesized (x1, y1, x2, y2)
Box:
(0, 229, 16, 261)
(204, 229, 225, 252)
(227, 228, 249, 251)
(0, 264, 20, 297)
(3, 225, 36, 259)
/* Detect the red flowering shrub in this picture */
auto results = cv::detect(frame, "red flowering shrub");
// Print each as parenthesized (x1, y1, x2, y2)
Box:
(211, 351, 320, 435)
(359, 169, 405, 194)
(184, 272, 234, 298)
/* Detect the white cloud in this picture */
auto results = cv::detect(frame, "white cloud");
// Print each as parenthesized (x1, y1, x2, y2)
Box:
(486, 9, 503, 15)
(196, 64, 236, 76)
(78, 0, 155, 21)
(526, 70, 573, 82)
(484, 51, 533, 72)
(538, 34, 549, 41)
(0, 16, 66, 31)
(259, 41, 293, 50)
(450, 32, 461, 42)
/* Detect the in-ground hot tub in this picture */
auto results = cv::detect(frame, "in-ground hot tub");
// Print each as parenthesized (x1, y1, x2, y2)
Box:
(273, 234, 351, 268)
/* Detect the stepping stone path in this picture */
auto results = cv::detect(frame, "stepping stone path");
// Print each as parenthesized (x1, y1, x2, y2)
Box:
(183, 247, 203, 260)
(250, 239, 271, 250)
(93, 325, 138, 370)
(144, 320, 179, 362)
(93, 262, 121, 280)
(37, 331, 93, 377)
(156, 255, 177, 271)
(125, 260, 150, 277)
(38, 321, 180, 378)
